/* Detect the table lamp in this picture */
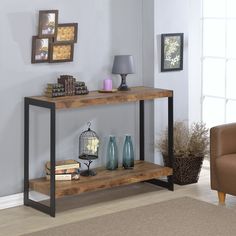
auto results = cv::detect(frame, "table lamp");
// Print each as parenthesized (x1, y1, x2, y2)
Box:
(112, 55, 135, 91)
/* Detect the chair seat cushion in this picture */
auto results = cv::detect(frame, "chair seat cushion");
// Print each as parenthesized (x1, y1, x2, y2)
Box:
(215, 154, 236, 195)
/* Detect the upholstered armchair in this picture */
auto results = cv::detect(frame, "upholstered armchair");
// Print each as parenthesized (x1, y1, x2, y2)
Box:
(210, 123, 236, 204)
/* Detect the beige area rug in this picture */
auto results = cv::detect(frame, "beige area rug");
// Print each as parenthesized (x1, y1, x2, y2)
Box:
(23, 197, 236, 236)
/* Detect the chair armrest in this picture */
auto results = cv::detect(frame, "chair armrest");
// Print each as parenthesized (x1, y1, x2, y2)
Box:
(210, 123, 236, 160)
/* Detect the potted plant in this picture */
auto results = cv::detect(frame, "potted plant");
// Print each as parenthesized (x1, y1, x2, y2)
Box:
(157, 121, 209, 185)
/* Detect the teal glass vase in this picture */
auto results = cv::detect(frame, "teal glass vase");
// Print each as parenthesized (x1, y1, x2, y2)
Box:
(122, 135, 134, 169)
(106, 136, 118, 170)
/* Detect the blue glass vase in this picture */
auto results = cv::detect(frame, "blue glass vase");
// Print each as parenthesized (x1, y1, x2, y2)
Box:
(122, 135, 134, 169)
(106, 136, 118, 170)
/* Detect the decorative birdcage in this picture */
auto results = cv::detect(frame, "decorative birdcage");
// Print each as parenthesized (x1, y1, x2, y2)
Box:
(78, 122, 99, 176)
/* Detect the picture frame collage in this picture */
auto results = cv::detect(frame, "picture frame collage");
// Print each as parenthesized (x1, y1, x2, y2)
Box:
(31, 10, 78, 64)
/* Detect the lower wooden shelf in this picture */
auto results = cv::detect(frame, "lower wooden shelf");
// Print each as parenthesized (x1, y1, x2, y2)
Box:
(29, 161, 173, 199)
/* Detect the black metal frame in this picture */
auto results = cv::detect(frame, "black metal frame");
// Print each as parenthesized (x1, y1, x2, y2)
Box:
(24, 94, 174, 217)
(140, 97, 174, 191)
(24, 98, 56, 217)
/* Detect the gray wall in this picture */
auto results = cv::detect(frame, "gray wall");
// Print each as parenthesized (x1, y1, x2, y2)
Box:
(154, 0, 202, 137)
(142, 0, 200, 164)
(0, 0, 145, 197)
(188, 0, 202, 123)
(154, 0, 189, 124)
(142, 0, 155, 163)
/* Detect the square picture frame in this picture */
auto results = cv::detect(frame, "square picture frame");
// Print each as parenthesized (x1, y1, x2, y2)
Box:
(55, 23, 78, 43)
(49, 42, 74, 63)
(38, 10, 59, 38)
(31, 36, 51, 63)
(161, 33, 184, 72)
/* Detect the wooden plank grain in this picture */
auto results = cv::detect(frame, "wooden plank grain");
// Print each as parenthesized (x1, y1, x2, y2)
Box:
(28, 86, 173, 110)
(29, 161, 173, 198)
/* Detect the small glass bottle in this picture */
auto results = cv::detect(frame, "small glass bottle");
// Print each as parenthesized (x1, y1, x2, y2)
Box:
(122, 135, 134, 169)
(106, 136, 118, 170)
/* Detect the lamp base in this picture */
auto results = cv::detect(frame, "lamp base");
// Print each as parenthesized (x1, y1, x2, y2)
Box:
(118, 74, 130, 91)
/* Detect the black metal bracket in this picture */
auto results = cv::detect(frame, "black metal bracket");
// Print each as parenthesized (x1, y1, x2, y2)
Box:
(140, 100, 145, 161)
(145, 177, 174, 191)
(140, 95, 174, 191)
(24, 97, 56, 217)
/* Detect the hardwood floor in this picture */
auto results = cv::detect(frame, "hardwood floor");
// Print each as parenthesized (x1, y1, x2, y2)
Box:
(0, 160, 236, 236)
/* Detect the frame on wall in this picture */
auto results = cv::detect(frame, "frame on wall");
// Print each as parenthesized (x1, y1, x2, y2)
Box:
(38, 10, 59, 38)
(49, 42, 74, 63)
(55, 23, 78, 43)
(32, 10, 78, 64)
(161, 33, 184, 72)
(31, 36, 51, 63)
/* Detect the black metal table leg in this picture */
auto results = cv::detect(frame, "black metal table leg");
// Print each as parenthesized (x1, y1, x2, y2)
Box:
(167, 96, 174, 191)
(140, 100, 144, 161)
(24, 98, 30, 206)
(144, 95, 174, 191)
(24, 98, 56, 217)
(50, 105, 56, 217)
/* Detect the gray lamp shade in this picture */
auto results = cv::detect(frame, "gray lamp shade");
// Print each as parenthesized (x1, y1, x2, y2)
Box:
(112, 55, 135, 75)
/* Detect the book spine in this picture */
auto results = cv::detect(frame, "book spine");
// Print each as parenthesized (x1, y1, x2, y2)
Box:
(75, 90, 89, 95)
(72, 78, 76, 95)
(46, 173, 80, 181)
(64, 79, 66, 96)
(45, 88, 65, 93)
(46, 168, 79, 175)
(69, 77, 72, 96)
(46, 174, 72, 181)
(58, 77, 68, 96)
(75, 86, 87, 91)
(55, 163, 81, 171)
(44, 92, 65, 98)
(47, 83, 64, 89)
(67, 78, 70, 96)
(75, 81, 85, 87)
(46, 160, 81, 170)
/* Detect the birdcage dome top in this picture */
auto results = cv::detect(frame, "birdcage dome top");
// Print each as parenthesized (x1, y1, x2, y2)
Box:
(80, 126, 98, 138)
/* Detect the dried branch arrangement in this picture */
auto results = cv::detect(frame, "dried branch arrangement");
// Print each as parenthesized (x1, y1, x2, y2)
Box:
(157, 121, 209, 158)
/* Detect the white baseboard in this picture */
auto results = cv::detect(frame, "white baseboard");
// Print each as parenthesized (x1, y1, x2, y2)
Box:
(0, 192, 49, 210)
(0, 193, 23, 210)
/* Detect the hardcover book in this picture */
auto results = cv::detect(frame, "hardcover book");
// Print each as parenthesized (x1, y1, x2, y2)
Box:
(45, 159, 81, 171)
(46, 173, 80, 181)
(44, 92, 65, 98)
(47, 83, 64, 89)
(45, 88, 65, 93)
(45, 167, 79, 175)
(75, 86, 87, 91)
(75, 90, 89, 95)
(75, 81, 85, 87)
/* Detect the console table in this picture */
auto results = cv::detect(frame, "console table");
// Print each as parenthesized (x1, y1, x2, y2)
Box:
(24, 86, 174, 217)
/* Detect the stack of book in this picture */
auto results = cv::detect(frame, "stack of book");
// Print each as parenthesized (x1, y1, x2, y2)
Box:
(44, 83, 65, 98)
(45, 159, 81, 181)
(44, 75, 89, 98)
(75, 81, 89, 95)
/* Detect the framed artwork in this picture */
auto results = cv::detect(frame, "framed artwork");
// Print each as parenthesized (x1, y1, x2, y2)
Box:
(49, 42, 74, 63)
(38, 10, 58, 38)
(55, 23, 78, 43)
(161, 33, 184, 72)
(31, 36, 50, 63)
